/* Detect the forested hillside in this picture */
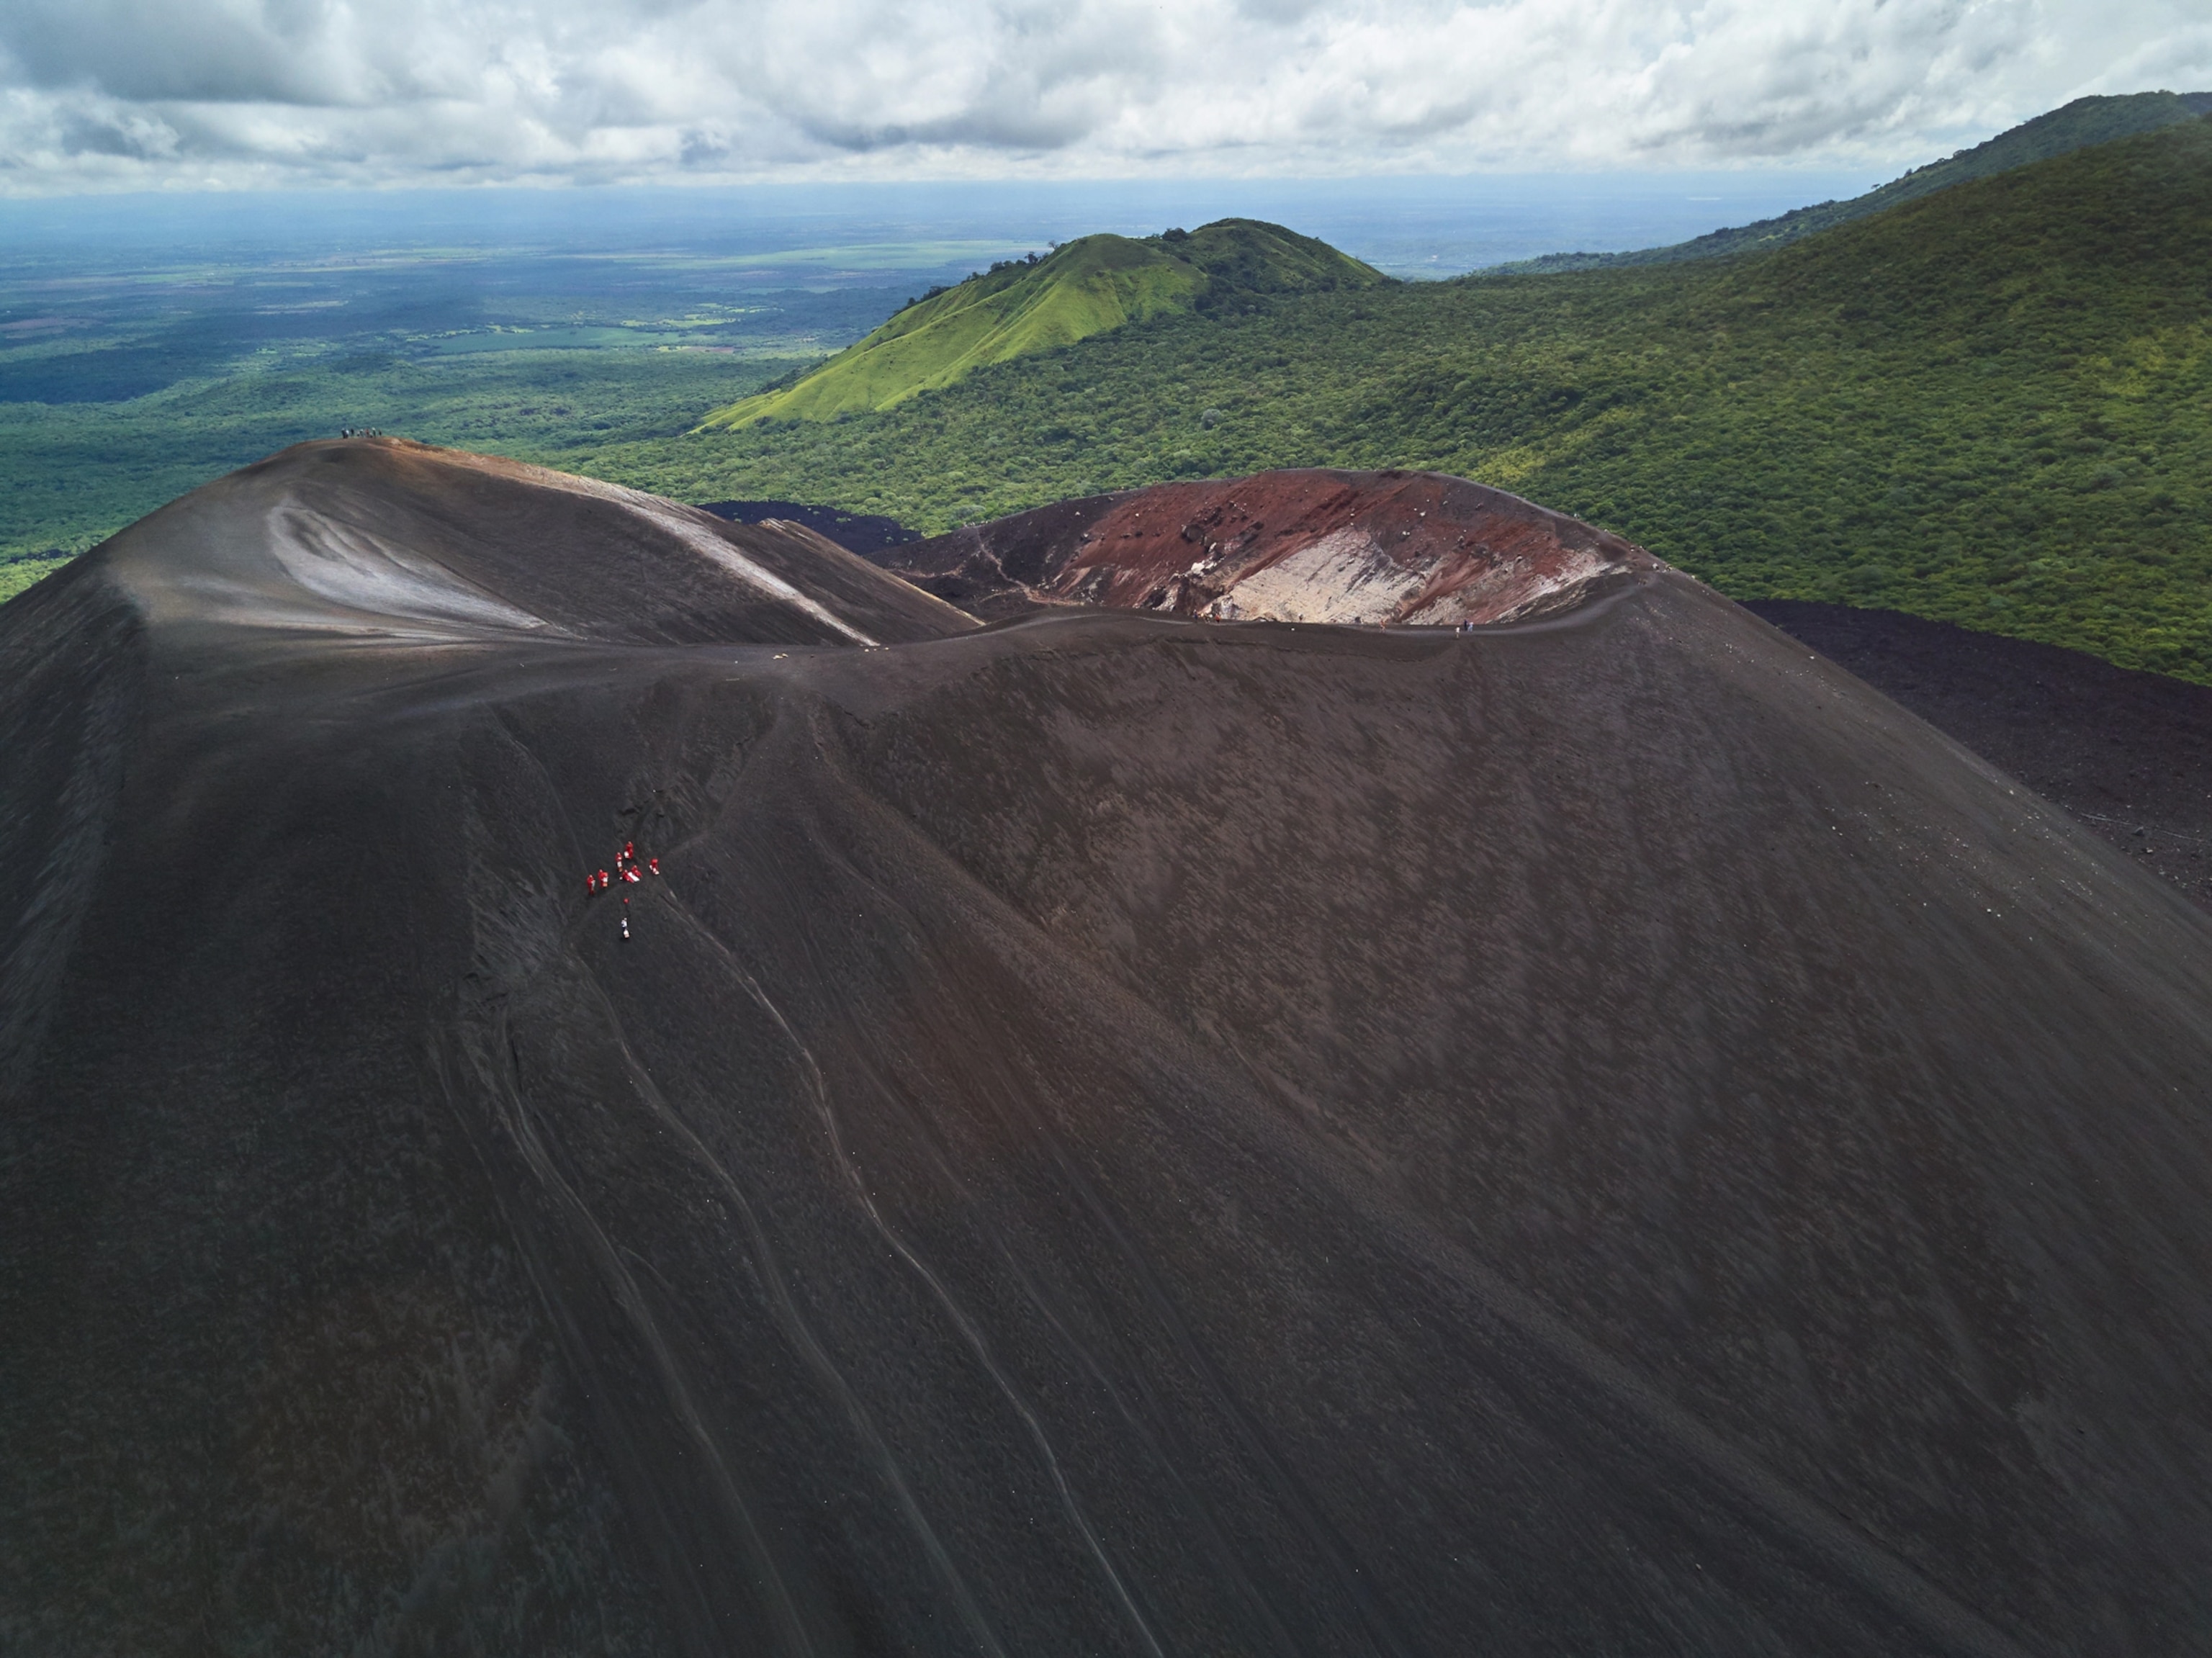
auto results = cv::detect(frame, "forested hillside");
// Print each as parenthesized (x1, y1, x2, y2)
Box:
(702, 220, 1383, 427)
(1506, 89, 2212, 270)
(613, 116, 2212, 680)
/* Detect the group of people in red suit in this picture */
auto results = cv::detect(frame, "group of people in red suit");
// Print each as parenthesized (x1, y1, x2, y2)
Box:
(586, 842, 659, 938)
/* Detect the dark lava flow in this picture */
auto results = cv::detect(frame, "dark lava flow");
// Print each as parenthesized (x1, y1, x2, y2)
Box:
(1749, 600, 2212, 914)
(4, 440, 2211, 1656)
(699, 500, 925, 557)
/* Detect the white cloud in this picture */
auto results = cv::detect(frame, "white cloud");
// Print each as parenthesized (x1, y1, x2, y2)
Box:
(0, 0, 2198, 192)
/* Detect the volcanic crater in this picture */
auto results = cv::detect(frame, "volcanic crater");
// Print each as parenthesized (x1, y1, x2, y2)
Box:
(879, 467, 1660, 626)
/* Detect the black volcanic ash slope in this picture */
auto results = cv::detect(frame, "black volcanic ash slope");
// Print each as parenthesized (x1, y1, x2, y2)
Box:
(1749, 600, 2212, 912)
(4, 442, 2212, 1656)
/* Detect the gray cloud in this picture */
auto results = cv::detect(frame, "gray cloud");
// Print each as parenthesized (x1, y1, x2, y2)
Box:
(0, 0, 2197, 192)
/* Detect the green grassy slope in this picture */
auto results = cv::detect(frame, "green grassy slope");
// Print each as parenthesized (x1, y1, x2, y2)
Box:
(702, 218, 1385, 428)
(701, 236, 1200, 427)
(1508, 90, 2212, 271)
(613, 117, 2212, 681)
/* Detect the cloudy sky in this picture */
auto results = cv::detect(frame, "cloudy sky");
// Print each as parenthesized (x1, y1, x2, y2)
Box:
(1, 0, 2205, 193)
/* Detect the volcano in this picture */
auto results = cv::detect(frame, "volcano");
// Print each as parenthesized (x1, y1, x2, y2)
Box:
(4, 441, 2211, 1656)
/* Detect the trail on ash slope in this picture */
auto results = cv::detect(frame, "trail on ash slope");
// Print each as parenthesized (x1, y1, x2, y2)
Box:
(4, 440, 2211, 1657)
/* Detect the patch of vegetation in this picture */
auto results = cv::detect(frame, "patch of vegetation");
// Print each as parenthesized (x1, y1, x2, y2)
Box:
(632, 117, 2212, 682)
(702, 220, 1386, 428)
(1505, 89, 2212, 271)
(0, 549, 70, 605)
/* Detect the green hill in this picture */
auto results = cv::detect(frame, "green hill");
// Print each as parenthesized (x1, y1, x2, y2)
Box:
(700, 219, 1384, 428)
(1504, 89, 2212, 272)
(613, 115, 2212, 682)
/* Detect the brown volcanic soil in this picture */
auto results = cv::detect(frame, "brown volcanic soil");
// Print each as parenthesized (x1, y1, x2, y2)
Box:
(883, 467, 1660, 625)
(1749, 601, 2212, 912)
(5, 443, 2212, 1655)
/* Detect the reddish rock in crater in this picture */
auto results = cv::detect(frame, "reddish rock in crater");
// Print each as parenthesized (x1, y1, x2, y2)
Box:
(881, 467, 1663, 625)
